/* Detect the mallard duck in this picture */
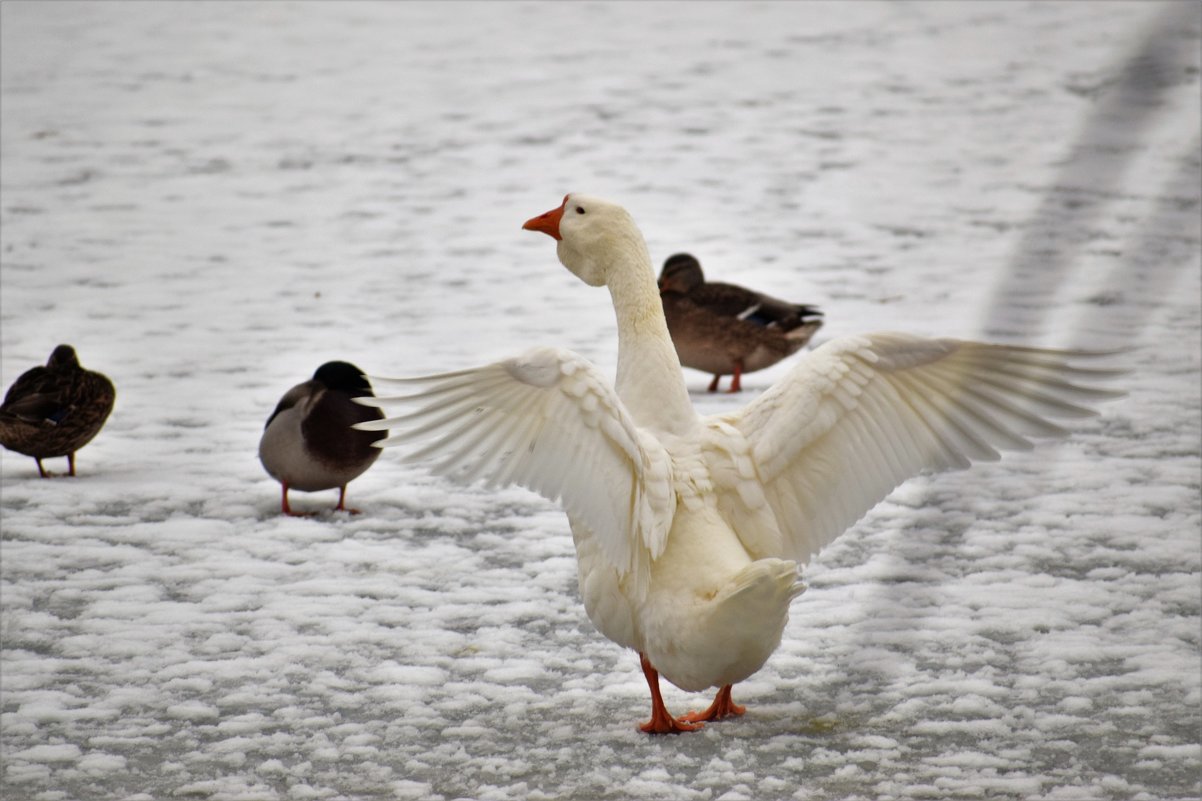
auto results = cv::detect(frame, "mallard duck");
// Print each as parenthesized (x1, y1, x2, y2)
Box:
(259, 361, 385, 516)
(658, 253, 824, 392)
(0, 344, 116, 477)
(356, 194, 1121, 734)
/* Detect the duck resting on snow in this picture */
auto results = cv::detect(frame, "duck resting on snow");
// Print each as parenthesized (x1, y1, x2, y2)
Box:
(356, 194, 1122, 733)
(0, 344, 116, 478)
(259, 361, 385, 516)
(658, 252, 824, 392)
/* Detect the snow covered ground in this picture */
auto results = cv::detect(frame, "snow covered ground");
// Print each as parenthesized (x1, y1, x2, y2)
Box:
(1, 2, 1199, 799)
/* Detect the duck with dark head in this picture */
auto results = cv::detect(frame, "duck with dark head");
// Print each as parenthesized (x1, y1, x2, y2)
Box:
(0, 344, 116, 477)
(658, 253, 824, 393)
(259, 361, 385, 516)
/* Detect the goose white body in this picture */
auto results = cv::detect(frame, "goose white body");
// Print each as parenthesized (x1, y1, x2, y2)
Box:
(358, 194, 1121, 732)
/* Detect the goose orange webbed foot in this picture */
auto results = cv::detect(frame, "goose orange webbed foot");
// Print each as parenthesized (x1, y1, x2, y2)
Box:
(640, 711, 705, 735)
(680, 685, 746, 724)
(638, 653, 706, 735)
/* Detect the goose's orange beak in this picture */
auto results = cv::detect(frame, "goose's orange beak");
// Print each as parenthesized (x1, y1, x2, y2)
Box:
(522, 195, 568, 241)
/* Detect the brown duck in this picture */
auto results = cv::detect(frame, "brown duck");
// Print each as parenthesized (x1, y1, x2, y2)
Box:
(258, 361, 385, 516)
(0, 344, 116, 477)
(658, 253, 824, 392)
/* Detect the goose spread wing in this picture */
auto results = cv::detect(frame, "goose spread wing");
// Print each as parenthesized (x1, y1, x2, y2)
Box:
(357, 347, 674, 590)
(724, 332, 1124, 564)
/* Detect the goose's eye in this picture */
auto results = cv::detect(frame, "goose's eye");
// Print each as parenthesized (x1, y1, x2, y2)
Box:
(575, 206, 585, 215)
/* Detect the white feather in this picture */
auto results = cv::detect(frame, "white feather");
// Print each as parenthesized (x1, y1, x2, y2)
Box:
(358, 346, 675, 593)
(728, 332, 1124, 565)
(360, 195, 1123, 724)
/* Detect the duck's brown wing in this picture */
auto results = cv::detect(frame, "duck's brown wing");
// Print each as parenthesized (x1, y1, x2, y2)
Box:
(1, 366, 72, 423)
(0, 366, 114, 457)
(662, 292, 798, 375)
(71, 371, 116, 425)
(51, 370, 115, 452)
(692, 282, 822, 332)
(688, 282, 765, 319)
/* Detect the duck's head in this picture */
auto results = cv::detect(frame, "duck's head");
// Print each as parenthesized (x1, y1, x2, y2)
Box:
(658, 253, 704, 293)
(47, 344, 80, 369)
(523, 193, 645, 288)
(313, 361, 374, 397)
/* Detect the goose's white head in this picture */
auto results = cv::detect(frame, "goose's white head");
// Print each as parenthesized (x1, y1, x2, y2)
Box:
(523, 193, 646, 288)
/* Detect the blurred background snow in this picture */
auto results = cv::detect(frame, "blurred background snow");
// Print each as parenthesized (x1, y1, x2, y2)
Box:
(1, 2, 1199, 800)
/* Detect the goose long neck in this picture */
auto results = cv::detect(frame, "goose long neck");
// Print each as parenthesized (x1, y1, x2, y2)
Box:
(606, 239, 695, 434)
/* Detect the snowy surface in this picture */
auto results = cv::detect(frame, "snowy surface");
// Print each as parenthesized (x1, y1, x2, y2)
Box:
(1, 2, 1199, 800)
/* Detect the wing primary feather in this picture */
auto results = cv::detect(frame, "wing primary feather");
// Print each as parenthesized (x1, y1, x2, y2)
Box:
(455, 419, 521, 484)
(894, 372, 1002, 462)
(459, 397, 543, 485)
(934, 377, 1071, 439)
(856, 378, 930, 477)
(849, 414, 894, 515)
(360, 396, 488, 435)
(373, 433, 409, 448)
(951, 347, 1127, 383)
(839, 413, 884, 507)
(969, 361, 1126, 403)
(491, 415, 544, 488)
(405, 408, 499, 463)
(372, 374, 521, 432)
(868, 373, 961, 471)
(900, 369, 1017, 456)
(372, 369, 512, 406)
(365, 366, 492, 387)
(969, 372, 1104, 419)
(917, 367, 1040, 451)
(847, 400, 909, 493)
(952, 343, 1129, 373)
(886, 373, 974, 469)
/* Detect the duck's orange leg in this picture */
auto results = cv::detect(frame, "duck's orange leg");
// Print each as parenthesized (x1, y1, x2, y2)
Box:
(706, 374, 722, 393)
(727, 361, 744, 393)
(334, 485, 362, 515)
(638, 653, 704, 734)
(680, 684, 746, 723)
(280, 483, 315, 517)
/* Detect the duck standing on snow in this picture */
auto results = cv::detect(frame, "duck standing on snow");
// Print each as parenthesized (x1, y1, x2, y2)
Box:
(259, 361, 385, 516)
(0, 344, 116, 478)
(658, 252, 824, 392)
(356, 194, 1121, 734)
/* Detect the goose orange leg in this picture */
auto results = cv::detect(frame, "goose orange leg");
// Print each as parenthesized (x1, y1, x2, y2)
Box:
(680, 684, 746, 723)
(707, 374, 722, 393)
(638, 653, 704, 734)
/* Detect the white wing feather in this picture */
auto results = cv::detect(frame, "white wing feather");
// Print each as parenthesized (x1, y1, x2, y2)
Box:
(725, 332, 1124, 564)
(356, 347, 674, 592)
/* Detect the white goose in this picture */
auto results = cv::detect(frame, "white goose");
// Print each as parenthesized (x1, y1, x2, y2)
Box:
(357, 194, 1121, 733)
